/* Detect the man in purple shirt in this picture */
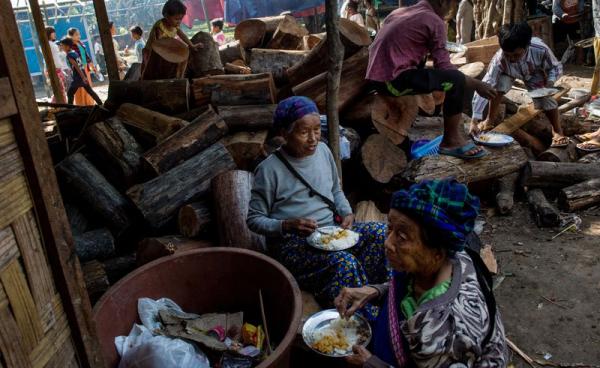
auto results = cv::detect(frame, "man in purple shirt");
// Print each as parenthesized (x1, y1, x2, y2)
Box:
(367, 0, 497, 159)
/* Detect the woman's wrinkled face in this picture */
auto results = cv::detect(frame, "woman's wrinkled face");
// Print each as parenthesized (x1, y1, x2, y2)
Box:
(282, 114, 321, 158)
(385, 209, 440, 274)
(165, 14, 184, 28)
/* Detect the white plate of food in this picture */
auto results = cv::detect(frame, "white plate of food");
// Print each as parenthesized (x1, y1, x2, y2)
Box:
(307, 226, 360, 251)
(528, 88, 559, 99)
(446, 41, 467, 54)
(473, 132, 514, 147)
(302, 309, 372, 357)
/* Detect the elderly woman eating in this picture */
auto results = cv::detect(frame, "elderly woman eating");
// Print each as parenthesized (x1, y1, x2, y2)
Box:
(247, 96, 390, 320)
(335, 179, 509, 367)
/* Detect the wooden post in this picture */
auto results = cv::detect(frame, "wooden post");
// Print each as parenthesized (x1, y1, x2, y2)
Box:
(28, 0, 65, 103)
(325, 0, 343, 177)
(200, 0, 212, 33)
(92, 0, 119, 81)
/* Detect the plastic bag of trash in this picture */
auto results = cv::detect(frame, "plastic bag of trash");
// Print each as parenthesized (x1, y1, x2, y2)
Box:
(137, 297, 199, 332)
(116, 324, 210, 368)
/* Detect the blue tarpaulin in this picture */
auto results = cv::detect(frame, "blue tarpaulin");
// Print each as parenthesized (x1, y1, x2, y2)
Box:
(225, 0, 325, 24)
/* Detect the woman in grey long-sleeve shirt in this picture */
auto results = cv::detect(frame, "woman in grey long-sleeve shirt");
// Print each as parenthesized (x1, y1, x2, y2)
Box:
(247, 96, 390, 320)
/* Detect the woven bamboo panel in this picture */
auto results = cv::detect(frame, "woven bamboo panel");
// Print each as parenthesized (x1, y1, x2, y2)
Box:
(0, 111, 79, 366)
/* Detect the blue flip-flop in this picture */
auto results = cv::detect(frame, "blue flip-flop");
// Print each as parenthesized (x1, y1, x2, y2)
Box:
(439, 141, 488, 159)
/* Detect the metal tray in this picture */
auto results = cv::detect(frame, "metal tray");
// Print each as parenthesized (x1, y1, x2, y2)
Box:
(302, 309, 372, 357)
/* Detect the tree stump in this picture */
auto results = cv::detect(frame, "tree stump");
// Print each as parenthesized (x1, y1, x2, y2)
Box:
(117, 103, 188, 142)
(220, 130, 268, 171)
(496, 172, 519, 215)
(234, 15, 287, 49)
(361, 134, 407, 184)
(127, 143, 236, 228)
(142, 106, 229, 175)
(188, 31, 224, 78)
(211, 170, 266, 252)
(558, 178, 600, 212)
(56, 153, 134, 236)
(178, 201, 212, 238)
(219, 40, 247, 64)
(74, 228, 116, 262)
(249, 49, 309, 84)
(527, 189, 560, 228)
(537, 141, 578, 163)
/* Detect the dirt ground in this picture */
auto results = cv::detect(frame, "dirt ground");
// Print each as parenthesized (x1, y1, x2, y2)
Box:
(483, 64, 600, 367)
(481, 202, 600, 367)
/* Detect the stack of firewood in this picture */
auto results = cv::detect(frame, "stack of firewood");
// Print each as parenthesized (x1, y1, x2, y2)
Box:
(42, 14, 600, 304)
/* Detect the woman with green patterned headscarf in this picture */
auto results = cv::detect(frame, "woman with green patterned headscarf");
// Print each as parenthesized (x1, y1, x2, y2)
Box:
(335, 179, 509, 367)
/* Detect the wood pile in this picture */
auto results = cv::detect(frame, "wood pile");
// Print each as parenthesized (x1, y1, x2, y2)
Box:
(37, 13, 600, 306)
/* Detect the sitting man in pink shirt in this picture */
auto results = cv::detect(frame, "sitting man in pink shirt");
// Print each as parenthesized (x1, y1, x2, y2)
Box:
(367, 0, 497, 159)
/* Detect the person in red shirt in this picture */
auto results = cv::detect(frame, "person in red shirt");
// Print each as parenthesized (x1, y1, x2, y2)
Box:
(367, 0, 497, 159)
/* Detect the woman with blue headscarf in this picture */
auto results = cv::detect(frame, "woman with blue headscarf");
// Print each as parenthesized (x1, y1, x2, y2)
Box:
(247, 96, 390, 320)
(335, 179, 509, 367)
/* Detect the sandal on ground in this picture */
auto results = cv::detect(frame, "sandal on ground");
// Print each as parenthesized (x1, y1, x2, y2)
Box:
(576, 140, 600, 152)
(575, 132, 597, 142)
(550, 136, 570, 148)
(439, 141, 488, 160)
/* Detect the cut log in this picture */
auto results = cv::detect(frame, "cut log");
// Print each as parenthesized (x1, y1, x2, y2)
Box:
(579, 152, 600, 163)
(496, 172, 519, 215)
(402, 142, 528, 184)
(74, 228, 115, 262)
(265, 15, 309, 50)
(522, 161, 600, 188)
(192, 73, 276, 107)
(224, 63, 251, 74)
(493, 90, 568, 134)
(217, 105, 276, 132)
(558, 92, 591, 113)
(560, 114, 600, 136)
(188, 31, 224, 78)
(86, 117, 144, 188)
(458, 62, 486, 78)
(527, 189, 560, 228)
(117, 103, 187, 142)
(175, 106, 210, 122)
(211, 170, 266, 251)
(63, 202, 89, 235)
(361, 134, 407, 184)
(303, 34, 324, 50)
(56, 153, 134, 236)
(371, 95, 419, 145)
(81, 260, 109, 303)
(142, 106, 229, 175)
(558, 178, 600, 212)
(53, 106, 109, 137)
(106, 79, 190, 114)
(512, 128, 546, 156)
(522, 114, 553, 145)
(294, 47, 369, 113)
(234, 15, 286, 49)
(340, 93, 375, 126)
(408, 116, 444, 141)
(137, 236, 213, 266)
(286, 18, 372, 86)
(178, 201, 212, 238)
(220, 130, 268, 171)
(355, 201, 387, 223)
(219, 41, 247, 65)
(127, 143, 236, 228)
(249, 49, 309, 84)
(537, 141, 578, 162)
(102, 253, 136, 284)
(464, 36, 499, 64)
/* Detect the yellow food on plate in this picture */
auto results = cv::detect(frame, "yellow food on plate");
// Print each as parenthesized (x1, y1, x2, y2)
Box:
(321, 229, 349, 245)
(312, 330, 349, 354)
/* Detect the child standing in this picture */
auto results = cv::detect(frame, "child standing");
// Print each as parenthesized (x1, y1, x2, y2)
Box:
(129, 25, 146, 63)
(456, 0, 474, 44)
(211, 19, 226, 46)
(142, 0, 203, 80)
(470, 22, 567, 148)
(59, 38, 103, 105)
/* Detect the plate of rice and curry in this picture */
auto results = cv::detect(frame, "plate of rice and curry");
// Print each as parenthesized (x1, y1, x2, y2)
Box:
(307, 226, 360, 251)
(302, 309, 372, 357)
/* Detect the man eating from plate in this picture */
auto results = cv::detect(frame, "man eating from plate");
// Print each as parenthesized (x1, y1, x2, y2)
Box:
(247, 96, 390, 321)
(470, 22, 567, 148)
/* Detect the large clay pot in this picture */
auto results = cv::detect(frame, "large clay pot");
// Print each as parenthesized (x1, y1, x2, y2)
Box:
(93, 247, 302, 368)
